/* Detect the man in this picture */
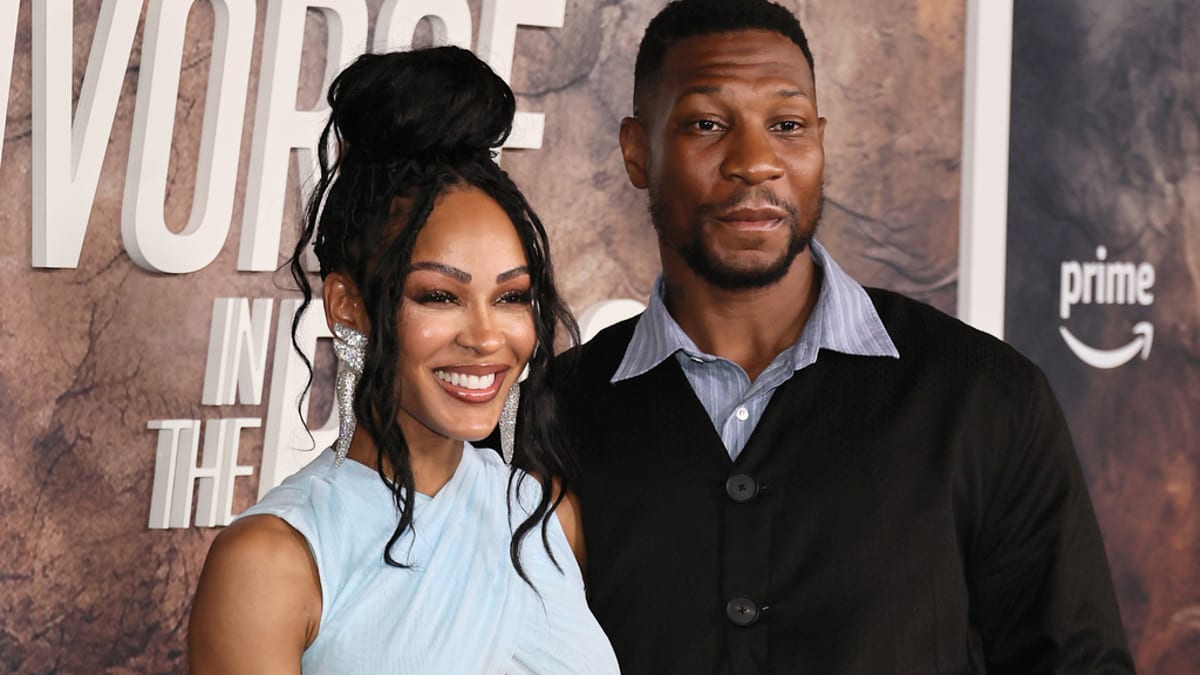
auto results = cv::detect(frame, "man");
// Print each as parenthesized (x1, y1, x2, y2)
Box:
(558, 0, 1134, 672)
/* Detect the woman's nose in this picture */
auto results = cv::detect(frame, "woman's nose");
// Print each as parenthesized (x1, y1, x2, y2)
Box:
(455, 305, 504, 355)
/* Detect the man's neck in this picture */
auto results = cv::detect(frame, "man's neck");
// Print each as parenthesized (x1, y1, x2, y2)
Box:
(662, 249, 821, 381)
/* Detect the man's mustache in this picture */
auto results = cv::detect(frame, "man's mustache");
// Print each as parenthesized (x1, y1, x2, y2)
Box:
(698, 188, 799, 220)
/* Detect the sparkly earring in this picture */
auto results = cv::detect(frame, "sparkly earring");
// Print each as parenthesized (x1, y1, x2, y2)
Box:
(331, 322, 367, 467)
(498, 363, 531, 464)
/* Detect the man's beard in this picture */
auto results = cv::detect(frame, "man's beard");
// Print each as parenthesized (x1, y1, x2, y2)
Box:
(649, 186, 823, 290)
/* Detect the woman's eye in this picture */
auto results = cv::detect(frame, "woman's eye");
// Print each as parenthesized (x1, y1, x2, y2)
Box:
(416, 289, 457, 305)
(497, 289, 532, 305)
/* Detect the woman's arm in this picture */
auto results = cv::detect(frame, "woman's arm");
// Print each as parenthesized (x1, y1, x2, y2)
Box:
(554, 489, 587, 575)
(188, 515, 322, 674)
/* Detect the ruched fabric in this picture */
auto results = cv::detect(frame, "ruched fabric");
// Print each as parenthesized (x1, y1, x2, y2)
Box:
(239, 443, 618, 674)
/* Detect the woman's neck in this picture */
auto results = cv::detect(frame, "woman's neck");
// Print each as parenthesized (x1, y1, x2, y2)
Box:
(346, 425, 464, 497)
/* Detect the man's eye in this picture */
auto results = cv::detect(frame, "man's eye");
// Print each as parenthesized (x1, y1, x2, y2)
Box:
(774, 120, 803, 133)
(692, 119, 722, 132)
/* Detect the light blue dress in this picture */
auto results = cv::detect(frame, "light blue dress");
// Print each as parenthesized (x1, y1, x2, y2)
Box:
(239, 443, 619, 674)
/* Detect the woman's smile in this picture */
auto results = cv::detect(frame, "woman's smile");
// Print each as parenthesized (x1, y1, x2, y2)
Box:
(433, 365, 509, 402)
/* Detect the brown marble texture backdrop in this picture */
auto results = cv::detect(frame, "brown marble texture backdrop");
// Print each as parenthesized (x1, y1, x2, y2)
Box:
(1006, 0, 1200, 671)
(0, 0, 963, 672)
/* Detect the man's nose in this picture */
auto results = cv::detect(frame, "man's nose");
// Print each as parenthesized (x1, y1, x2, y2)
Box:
(720, 125, 785, 185)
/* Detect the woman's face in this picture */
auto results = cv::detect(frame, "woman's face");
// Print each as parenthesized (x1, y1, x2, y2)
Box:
(394, 187, 537, 446)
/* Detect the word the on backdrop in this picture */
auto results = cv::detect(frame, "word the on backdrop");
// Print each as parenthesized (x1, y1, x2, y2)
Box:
(1058, 245, 1156, 369)
(9, 0, 564, 274)
(147, 297, 334, 529)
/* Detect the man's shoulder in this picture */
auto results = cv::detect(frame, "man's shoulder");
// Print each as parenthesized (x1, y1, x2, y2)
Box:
(864, 287, 1046, 395)
(555, 315, 640, 387)
(866, 286, 1007, 351)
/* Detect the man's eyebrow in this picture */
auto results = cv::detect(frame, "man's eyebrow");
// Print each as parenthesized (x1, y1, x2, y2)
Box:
(775, 88, 808, 99)
(409, 262, 470, 282)
(679, 84, 722, 98)
(497, 266, 530, 283)
(678, 85, 811, 100)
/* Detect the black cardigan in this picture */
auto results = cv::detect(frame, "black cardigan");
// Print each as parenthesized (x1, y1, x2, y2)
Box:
(558, 288, 1132, 674)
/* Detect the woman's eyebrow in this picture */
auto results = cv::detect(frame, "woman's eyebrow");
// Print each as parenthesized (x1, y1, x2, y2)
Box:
(409, 261, 470, 282)
(497, 266, 530, 283)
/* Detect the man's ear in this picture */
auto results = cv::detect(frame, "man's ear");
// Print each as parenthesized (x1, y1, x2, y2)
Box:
(619, 116, 650, 190)
(322, 273, 369, 334)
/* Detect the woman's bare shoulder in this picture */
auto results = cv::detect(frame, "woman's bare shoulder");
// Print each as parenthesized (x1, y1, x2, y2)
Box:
(188, 515, 321, 674)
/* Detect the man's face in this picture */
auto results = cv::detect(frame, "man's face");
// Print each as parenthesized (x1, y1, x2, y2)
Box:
(621, 30, 826, 290)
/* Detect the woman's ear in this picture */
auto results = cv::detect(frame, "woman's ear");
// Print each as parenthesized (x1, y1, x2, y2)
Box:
(322, 272, 369, 334)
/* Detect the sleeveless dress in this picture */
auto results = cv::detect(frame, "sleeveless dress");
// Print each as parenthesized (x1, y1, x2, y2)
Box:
(238, 443, 619, 674)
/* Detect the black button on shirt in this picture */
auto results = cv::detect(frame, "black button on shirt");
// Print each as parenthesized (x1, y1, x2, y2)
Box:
(725, 474, 759, 502)
(725, 597, 760, 626)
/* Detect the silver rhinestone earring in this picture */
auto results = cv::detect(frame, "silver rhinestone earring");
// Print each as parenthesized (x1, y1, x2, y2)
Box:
(499, 383, 519, 464)
(498, 363, 531, 464)
(332, 322, 367, 467)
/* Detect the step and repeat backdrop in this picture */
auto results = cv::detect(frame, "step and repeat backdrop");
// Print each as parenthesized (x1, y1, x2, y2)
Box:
(1006, 0, 1200, 671)
(0, 0, 1193, 672)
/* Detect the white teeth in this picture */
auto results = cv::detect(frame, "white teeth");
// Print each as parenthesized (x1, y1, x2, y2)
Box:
(435, 370, 496, 390)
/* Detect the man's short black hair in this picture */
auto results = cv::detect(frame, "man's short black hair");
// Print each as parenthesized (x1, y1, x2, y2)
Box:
(633, 0, 815, 116)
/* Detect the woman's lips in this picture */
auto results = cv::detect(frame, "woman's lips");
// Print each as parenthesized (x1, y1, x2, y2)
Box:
(433, 366, 508, 403)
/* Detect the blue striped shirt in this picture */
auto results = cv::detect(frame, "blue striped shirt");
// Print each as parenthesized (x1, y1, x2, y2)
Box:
(611, 241, 900, 461)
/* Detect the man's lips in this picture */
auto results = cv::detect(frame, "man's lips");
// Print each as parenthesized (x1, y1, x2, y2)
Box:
(714, 206, 788, 230)
(433, 365, 509, 403)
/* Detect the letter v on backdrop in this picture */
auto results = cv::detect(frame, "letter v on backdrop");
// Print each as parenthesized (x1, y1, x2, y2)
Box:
(22, 0, 565, 275)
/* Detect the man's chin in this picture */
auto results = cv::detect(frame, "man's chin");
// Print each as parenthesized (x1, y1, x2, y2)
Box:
(687, 236, 812, 290)
(687, 254, 794, 290)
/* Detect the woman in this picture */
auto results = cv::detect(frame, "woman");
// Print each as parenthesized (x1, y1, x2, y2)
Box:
(188, 47, 619, 674)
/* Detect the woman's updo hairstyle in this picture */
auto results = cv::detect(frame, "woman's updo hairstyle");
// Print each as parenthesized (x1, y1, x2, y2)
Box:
(328, 47, 513, 165)
(308, 48, 517, 281)
(288, 47, 579, 585)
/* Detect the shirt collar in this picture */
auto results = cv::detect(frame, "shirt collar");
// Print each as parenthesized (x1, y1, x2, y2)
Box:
(611, 240, 899, 383)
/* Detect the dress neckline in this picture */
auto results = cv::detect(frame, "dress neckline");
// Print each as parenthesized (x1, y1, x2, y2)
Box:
(336, 442, 476, 502)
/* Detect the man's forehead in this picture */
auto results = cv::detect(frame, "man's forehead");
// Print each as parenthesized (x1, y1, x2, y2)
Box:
(659, 30, 815, 93)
